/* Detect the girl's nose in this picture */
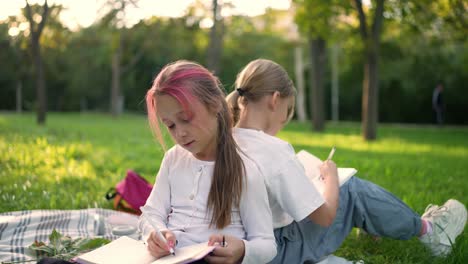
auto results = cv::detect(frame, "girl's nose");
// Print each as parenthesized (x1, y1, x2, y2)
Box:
(176, 128, 187, 138)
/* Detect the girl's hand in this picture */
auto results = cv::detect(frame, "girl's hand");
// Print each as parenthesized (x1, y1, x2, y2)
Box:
(146, 230, 176, 258)
(205, 234, 245, 264)
(320, 160, 338, 183)
(309, 160, 339, 226)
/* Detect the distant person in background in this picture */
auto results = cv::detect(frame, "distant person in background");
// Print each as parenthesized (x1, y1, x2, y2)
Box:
(432, 81, 444, 125)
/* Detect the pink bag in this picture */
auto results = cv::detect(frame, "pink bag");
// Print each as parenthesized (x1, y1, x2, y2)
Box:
(105, 170, 153, 215)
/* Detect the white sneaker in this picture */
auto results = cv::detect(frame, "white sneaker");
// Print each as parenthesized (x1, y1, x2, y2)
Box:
(419, 199, 467, 256)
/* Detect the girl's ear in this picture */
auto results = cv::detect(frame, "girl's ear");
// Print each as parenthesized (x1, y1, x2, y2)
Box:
(268, 91, 281, 111)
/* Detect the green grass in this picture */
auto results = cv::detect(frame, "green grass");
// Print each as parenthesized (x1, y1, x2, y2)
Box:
(1, 113, 467, 263)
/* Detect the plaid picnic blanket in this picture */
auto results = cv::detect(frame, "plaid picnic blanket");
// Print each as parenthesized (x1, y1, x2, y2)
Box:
(0, 208, 139, 263)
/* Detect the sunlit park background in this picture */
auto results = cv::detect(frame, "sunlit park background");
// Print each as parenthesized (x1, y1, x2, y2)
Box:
(1, 0, 467, 263)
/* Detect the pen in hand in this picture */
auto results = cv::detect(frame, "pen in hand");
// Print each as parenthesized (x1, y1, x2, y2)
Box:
(145, 215, 175, 256)
(222, 235, 228, 247)
(326, 146, 336, 161)
(319, 146, 336, 181)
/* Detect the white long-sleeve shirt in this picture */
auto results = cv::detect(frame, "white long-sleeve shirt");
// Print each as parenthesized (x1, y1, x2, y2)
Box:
(139, 145, 276, 264)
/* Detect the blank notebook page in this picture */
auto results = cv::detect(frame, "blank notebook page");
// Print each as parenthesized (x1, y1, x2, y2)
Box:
(76, 236, 155, 264)
(151, 242, 216, 264)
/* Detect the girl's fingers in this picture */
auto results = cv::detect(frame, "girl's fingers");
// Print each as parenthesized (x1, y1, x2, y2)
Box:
(162, 230, 176, 249)
(147, 237, 170, 258)
(322, 160, 336, 168)
(208, 234, 223, 246)
(205, 255, 227, 264)
(205, 247, 233, 264)
(320, 160, 337, 172)
(211, 246, 231, 257)
(149, 231, 171, 252)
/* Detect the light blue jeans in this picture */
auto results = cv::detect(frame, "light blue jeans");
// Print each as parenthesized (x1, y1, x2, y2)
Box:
(269, 176, 422, 264)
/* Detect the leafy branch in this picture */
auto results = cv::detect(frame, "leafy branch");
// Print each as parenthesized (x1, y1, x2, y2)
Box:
(2, 229, 109, 264)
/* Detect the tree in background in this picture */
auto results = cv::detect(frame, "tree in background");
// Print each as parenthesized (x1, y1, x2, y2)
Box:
(206, 0, 224, 74)
(1, 0, 466, 125)
(296, 0, 385, 139)
(308, 37, 326, 131)
(25, 0, 49, 125)
(295, 0, 350, 131)
(295, 0, 326, 131)
(353, 0, 385, 140)
(102, 0, 143, 117)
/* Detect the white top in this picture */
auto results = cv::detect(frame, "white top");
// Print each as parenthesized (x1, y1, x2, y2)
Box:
(139, 145, 276, 264)
(233, 128, 325, 228)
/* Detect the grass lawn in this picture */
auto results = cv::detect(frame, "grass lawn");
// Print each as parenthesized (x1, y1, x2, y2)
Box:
(1, 113, 467, 263)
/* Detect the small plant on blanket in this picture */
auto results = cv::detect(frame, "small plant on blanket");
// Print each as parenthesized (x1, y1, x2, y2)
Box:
(4, 229, 110, 263)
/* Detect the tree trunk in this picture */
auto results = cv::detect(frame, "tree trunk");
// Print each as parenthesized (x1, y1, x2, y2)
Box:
(294, 45, 307, 122)
(32, 39, 47, 124)
(25, 0, 49, 125)
(354, 0, 384, 140)
(16, 80, 22, 113)
(110, 34, 122, 117)
(331, 43, 339, 121)
(362, 41, 379, 140)
(207, 0, 222, 74)
(309, 37, 326, 131)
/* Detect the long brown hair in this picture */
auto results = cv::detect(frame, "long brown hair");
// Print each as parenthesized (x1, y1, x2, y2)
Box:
(146, 60, 245, 229)
(226, 58, 296, 124)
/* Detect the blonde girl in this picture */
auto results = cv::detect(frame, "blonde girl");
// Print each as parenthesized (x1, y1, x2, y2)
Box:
(139, 60, 276, 264)
(211, 58, 466, 263)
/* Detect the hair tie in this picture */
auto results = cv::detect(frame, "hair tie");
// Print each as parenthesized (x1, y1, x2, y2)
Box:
(236, 88, 245, 96)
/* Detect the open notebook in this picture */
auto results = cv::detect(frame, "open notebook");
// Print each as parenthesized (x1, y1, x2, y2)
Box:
(296, 150, 357, 194)
(75, 236, 216, 264)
